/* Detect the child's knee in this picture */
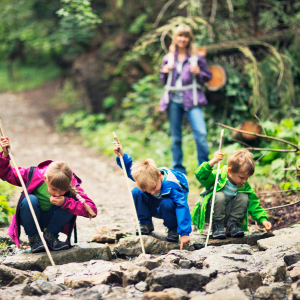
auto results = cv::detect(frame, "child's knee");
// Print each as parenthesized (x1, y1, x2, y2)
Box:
(160, 199, 176, 211)
(132, 187, 142, 199)
(214, 192, 226, 205)
(237, 193, 249, 206)
(20, 194, 39, 208)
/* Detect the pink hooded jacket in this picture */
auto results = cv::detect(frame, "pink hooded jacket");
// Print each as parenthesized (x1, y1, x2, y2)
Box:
(0, 151, 97, 247)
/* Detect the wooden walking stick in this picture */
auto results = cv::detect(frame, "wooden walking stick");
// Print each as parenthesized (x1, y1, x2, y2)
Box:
(0, 119, 55, 266)
(113, 132, 145, 254)
(205, 129, 224, 248)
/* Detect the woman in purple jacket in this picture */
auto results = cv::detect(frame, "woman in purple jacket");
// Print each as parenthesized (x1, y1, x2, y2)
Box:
(160, 25, 212, 175)
(0, 136, 97, 253)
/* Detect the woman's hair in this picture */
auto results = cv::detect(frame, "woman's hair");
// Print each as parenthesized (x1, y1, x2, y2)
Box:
(131, 159, 160, 191)
(170, 24, 198, 56)
(227, 149, 255, 176)
(45, 161, 77, 196)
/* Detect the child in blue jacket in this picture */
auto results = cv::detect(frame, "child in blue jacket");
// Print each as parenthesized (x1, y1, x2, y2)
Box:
(113, 142, 191, 249)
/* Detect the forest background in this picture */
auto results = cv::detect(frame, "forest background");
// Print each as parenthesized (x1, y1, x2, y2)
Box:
(0, 0, 300, 222)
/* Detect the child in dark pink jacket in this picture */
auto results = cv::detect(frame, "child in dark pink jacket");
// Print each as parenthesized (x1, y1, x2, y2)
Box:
(0, 136, 97, 253)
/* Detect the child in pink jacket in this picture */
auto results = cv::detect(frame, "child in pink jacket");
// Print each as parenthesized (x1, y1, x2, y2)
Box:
(0, 136, 97, 253)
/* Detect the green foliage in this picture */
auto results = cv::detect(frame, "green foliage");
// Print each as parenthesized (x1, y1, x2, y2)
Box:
(0, 63, 60, 92)
(0, 181, 16, 224)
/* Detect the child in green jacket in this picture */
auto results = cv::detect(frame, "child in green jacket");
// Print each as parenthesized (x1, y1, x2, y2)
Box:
(191, 149, 272, 239)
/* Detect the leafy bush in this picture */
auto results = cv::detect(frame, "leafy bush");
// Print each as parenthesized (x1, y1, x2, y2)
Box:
(0, 180, 16, 223)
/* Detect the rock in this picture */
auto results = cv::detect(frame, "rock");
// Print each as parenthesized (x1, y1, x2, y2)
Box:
(0, 265, 36, 286)
(192, 288, 248, 300)
(205, 271, 262, 294)
(134, 254, 164, 270)
(205, 273, 239, 294)
(260, 262, 286, 283)
(64, 272, 112, 288)
(114, 236, 188, 256)
(190, 228, 273, 249)
(92, 225, 126, 243)
(30, 280, 65, 295)
(143, 288, 189, 300)
(146, 268, 217, 292)
(73, 288, 101, 300)
(3, 243, 112, 272)
(178, 260, 192, 269)
(44, 260, 114, 283)
(284, 252, 300, 266)
(157, 262, 180, 270)
(252, 286, 289, 300)
(237, 272, 262, 290)
(203, 254, 254, 274)
(273, 224, 300, 236)
(257, 232, 300, 251)
(0, 284, 32, 300)
(89, 284, 113, 295)
(135, 281, 148, 292)
(110, 261, 149, 286)
(292, 280, 300, 300)
(290, 265, 300, 282)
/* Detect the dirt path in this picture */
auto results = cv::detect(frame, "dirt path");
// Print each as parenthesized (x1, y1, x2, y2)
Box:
(0, 81, 191, 244)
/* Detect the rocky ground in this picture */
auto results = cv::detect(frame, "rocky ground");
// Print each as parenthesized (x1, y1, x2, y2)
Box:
(1, 82, 300, 299)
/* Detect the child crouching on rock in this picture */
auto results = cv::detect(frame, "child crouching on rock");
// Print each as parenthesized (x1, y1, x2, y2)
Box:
(191, 149, 272, 239)
(0, 137, 97, 253)
(113, 141, 192, 249)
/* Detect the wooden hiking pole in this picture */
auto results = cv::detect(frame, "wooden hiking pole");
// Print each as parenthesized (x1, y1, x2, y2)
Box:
(205, 129, 224, 248)
(113, 132, 145, 255)
(0, 119, 55, 266)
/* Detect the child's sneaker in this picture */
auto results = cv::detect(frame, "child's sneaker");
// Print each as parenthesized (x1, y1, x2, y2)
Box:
(44, 231, 69, 251)
(28, 233, 45, 253)
(166, 230, 179, 243)
(136, 222, 154, 235)
(226, 220, 244, 238)
(212, 221, 226, 239)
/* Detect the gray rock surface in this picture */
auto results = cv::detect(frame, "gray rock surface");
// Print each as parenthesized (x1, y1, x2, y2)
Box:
(3, 243, 112, 271)
(146, 268, 217, 292)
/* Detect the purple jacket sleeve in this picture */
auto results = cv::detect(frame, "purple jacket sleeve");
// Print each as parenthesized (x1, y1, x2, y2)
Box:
(0, 151, 30, 187)
(61, 185, 97, 218)
(160, 55, 169, 85)
(196, 56, 212, 83)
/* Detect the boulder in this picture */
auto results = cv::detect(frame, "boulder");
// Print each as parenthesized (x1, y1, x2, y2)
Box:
(64, 272, 112, 289)
(260, 262, 286, 283)
(44, 260, 114, 283)
(205, 271, 262, 294)
(135, 281, 148, 292)
(92, 225, 126, 243)
(30, 280, 66, 295)
(0, 265, 36, 287)
(290, 265, 300, 282)
(0, 284, 32, 300)
(114, 236, 189, 256)
(134, 254, 165, 270)
(252, 285, 289, 300)
(284, 252, 300, 266)
(143, 288, 189, 300)
(257, 232, 300, 251)
(73, 287, 101, 300)
(3, 243, 112, 272)
(191, 288, 248, 300)
(146, 268, 217, 292)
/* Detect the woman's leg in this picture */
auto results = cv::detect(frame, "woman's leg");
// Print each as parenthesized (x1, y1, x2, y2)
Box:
(20, 194, 41, 236)
(185, 107, 209, 166)
(167, 101, 186, 174)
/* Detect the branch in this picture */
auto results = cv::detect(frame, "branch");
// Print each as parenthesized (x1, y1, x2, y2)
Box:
(154, 0, 175, 27)
(265, 198, 300, 211)
(257, 189, 300, 194)
(216, 123, 300, 152)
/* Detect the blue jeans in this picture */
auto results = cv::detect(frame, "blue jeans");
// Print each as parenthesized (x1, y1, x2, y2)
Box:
(20, 194, 74, 237)
(132, 187, 177, 231)
(167, 101, 209, 174)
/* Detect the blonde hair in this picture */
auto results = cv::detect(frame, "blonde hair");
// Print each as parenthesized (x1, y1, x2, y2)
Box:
(45, 161, 77, 196)
(170, 24, 198, 56)
(131, 159, 159, 191)
(227, 149, 255, 176)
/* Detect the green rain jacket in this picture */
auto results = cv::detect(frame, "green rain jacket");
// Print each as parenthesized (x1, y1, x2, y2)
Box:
(190, 162, 268, 233)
